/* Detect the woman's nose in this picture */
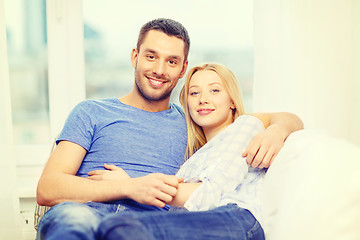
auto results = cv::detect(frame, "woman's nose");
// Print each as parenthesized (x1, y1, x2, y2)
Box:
(199, 93, 209, 104)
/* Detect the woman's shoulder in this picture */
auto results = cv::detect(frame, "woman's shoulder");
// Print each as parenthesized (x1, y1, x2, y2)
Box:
(233, 114, 265, 129)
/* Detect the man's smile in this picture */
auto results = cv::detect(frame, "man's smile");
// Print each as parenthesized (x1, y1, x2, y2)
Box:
(147, 76, 167, 88)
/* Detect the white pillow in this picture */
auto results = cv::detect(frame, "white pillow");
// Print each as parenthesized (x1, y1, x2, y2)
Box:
(262, 130, 360, 240)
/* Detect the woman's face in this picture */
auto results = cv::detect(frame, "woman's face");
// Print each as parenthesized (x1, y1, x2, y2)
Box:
(187, 70, 235, 139)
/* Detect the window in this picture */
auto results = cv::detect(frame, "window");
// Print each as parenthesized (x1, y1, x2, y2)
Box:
(5, 0, 49, 145)
(3, 0, 254, 197)
(83, 0, 254, 110)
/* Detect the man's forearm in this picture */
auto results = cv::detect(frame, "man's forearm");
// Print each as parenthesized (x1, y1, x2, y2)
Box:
(37, 171, 182, 208)
(36, 173, 132, 207)
(268, 112, 304, 141)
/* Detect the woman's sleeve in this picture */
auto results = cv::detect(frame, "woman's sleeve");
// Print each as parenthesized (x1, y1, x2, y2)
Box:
(183, 115, 265, 211)
(184, 154, 248, 211)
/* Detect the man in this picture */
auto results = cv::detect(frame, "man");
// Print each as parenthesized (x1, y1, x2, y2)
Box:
(36, 18, 303, 239)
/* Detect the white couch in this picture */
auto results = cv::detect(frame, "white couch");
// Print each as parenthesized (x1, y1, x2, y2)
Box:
(262, 130, 360, 240)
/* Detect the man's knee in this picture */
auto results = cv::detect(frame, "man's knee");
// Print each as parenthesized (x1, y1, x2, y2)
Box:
(98, 214, 155, 240)
(40, 201, 100, 229)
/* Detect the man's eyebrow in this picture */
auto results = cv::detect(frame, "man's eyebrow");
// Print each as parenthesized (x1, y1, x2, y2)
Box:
(143, 48, 156, 54)
(169, 55, 181, 60)
(143, 48, 182, 60)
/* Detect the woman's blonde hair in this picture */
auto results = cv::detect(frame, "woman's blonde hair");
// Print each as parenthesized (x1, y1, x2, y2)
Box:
(179, 62, 245, 159)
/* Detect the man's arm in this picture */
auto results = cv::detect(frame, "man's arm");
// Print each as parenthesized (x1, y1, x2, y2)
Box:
(245, 112, 304, 168)
(36, 140, 180, 208)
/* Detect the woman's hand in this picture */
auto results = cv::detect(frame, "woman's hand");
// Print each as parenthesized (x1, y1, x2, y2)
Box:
(87, 164, 130, 181)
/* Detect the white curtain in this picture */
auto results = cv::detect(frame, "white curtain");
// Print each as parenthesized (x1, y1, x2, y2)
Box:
(0, 0, 21, 238)
(253, 0, 360, 147)
(47, 0, 86, 139)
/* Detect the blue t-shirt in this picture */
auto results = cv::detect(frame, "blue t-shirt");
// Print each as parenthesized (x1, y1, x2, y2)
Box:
(57, 98, 187, 178)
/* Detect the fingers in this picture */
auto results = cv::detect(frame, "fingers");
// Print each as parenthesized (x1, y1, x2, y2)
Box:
(150, 199, 167, 208)
(249, 146, 267, 168)
(131, 173, 181, 207)
(87, 175, 100, 180)
(177, 177, 184, 183)
(156, 186, 176, 203)
(243, 141, 260, 166)
(104, 164, 120, 171)
(153, 174, 179, 200)
(88, 165, 118, 176)
(247, 145, 280, 168)
(88, 170, 105, 176)
(244, 141, 272, 168)
(160, 173, 181, 188)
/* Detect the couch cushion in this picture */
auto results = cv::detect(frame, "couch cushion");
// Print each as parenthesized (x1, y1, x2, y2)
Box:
(262, 130, 360, 240)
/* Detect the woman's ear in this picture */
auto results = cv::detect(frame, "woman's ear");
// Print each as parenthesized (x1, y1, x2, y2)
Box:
(230, 102, 236, 110)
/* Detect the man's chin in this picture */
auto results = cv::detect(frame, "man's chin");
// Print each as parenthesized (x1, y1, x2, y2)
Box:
(135, 82, 172, 102)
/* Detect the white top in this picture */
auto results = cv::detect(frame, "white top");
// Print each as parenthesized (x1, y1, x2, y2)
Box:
(176, 115, 267, 223)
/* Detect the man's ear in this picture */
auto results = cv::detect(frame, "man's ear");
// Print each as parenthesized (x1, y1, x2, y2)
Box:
(131, 48, 138, 68)
(179, 60, 189, 78)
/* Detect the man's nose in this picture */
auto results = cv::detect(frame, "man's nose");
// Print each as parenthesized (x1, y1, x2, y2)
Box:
(153, 61, 166, 77)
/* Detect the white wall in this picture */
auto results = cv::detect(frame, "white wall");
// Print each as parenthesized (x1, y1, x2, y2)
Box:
(253, 0, 360, 146)
(0, 0, 21, 238)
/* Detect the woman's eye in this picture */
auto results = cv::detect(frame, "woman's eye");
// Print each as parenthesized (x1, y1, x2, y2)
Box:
(190, 91, 199, 96)
(211, 89, 220, 93)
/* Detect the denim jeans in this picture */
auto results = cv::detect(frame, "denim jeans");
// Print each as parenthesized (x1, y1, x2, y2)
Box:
(97, 204, 265, 240)
(36, 200, 165, 240)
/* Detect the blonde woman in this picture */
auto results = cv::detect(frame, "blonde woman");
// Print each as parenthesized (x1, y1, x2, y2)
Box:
(96, 63, 302, 240)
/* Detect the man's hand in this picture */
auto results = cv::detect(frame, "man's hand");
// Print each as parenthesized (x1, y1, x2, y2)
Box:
(242, 124, 287, 168)
(128, 173, 183, 208)
(88, 165, 183, 208)
(88, 164, 130, 181)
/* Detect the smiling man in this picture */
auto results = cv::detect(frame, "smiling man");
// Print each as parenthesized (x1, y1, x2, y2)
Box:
(36, 18, 192, 240)
(35, 18, 303, 240)
(123, 29, 188, 111)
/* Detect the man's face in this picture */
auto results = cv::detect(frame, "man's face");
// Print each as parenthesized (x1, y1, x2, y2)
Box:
(131, 30, 188, 103)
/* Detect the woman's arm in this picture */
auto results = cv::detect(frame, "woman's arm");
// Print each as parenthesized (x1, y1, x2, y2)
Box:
(168, 182, 202, 207)
(245, 112, 304, 168)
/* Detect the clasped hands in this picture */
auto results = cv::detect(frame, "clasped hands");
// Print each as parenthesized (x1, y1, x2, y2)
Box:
(88, 164, 183, 208)
(87, 127, 286, 208)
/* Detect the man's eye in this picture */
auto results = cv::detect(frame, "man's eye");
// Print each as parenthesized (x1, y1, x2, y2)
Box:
(147, 55, 155, 60)
(169, 60, 177, 65)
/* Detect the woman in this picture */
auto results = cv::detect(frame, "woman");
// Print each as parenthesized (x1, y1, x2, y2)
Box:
(96, 63, 268, 239)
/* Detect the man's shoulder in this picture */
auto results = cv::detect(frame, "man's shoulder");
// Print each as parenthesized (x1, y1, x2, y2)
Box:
(74, 97, 121, 110)
(170, 103, 185, 117)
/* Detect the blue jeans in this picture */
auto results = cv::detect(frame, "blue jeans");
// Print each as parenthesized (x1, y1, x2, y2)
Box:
(36, 200, 165, 240)
(97, 204, 265, 240)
